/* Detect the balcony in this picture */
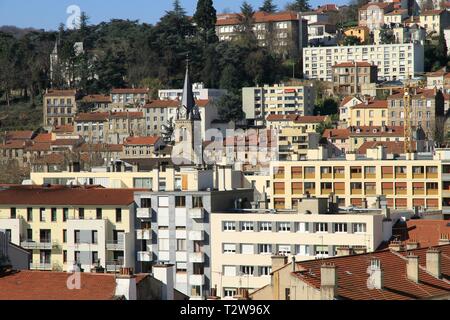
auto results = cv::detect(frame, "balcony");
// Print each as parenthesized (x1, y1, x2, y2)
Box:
(334, 173, 345, 179)
(321, 173, 332, 179)
(413, 173, 425, 179)
(351, 189, 362, 195)
(189, 274, 205, 286)
(136, 229, 152, 240)
(189, 252, 205, 263)
(106, 261, 124, 273)
(21, 241, 55, 250)
(365, 189, 376, 196)
(427, 189, 439, 196)
(189, 207, 205, 220)
(30, 263, 52, 271)
(189, 231, 205, 241)
(137, 251, 152, 262)
(365, 173, 376, 179)
(106, 240, 124, 251)
(136, 208, 152, 219)
(321, 189, 333, 195)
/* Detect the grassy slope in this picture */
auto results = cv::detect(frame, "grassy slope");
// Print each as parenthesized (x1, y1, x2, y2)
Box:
(0, 99, 43, 131)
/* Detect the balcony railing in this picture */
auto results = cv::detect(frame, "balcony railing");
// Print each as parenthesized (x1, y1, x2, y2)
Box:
(189, 207, 205, 220)
(30, 263, 52, 271)
(21, 240, 56, 250)
(189, 274, 205, 286)
(106, 240, 125, 251)
(106, 260, 124, 272)
(136, 208, 152, 219)
(188, 231, 205, 241)
(137, 251, 152, 262)
(189, 252, 205, 263)
(136, 229, 152, 240)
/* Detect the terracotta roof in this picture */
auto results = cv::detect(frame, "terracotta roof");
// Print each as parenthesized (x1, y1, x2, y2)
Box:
(0, 140, 26, 149)
(350, 126, 404, 137)
(78, 143, 123, 153)
(340, 96, 362, 107)
(420, 9, 445, 16)
(81, 94, 111, 103)
(51, 139, 82, 146)
(387, 88, 438, 99)
(316, 4, 339, 13)
(266, 114, 326, 123)
(5, 131, 34, 141)
(323, 128, 350, 140)
(351, 100, 388, 109)
(426, 70, 448, 77)
(0, 271, 148, 300)
(53, 125, 74, 134)
(124, 136, 160, 146)
(357, 141, 416, 155)
(389, 220, 450, 249)
(109, 112, 144, 119)
(75, 112, 109, 122)
(33, 133, 53, 143)
(111, 88, 149, 94)
(385, 9, 407, 15)
(25, 142, 51, 152)
(333, 61, 373, 68)
(359, 3, 394, 10)
(44, 89, 77, 97)
(291, 245, 450, 300)
(0, 186, 135, 206)
(144, 99, 210, 108)
(266, 114, 298, 122)
(216, 11, 300, 26)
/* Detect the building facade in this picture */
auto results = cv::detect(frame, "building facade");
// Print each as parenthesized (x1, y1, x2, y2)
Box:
(332, 62, 378, 96)
(43, 90, 78, 128)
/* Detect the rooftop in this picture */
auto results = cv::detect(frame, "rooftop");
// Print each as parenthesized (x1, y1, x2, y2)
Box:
(110, 88, 149, 94)
(124, 136, 160, 146)
(216, 11, 301, 26)
(44, 89, 77, 97)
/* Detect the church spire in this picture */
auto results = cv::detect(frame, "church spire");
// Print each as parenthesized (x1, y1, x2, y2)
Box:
(181, 57, 195, 117)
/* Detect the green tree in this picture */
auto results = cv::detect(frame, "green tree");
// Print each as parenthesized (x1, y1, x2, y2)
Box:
(217, 92, 244, 122)
(238, 1, 256, 45)
(315, 98, 338, 116)
(140, 77, 163, 100)
(259, 0, 277, 13)
(286, 0, 311, 12)
(342, 35, 361, 46)
(194, 0, 218, 43)
(436, 31, 449, 68)
(379, 26, 395, 44)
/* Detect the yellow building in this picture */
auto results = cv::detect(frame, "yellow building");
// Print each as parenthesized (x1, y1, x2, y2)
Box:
(348, 100, 388, 127)
(270, 146, 446, 211)
(343, 26, 370, 44)
(0, 185, 136, 273)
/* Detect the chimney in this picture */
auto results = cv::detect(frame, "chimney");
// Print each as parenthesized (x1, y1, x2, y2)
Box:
(292, 256, 296, 272)
(406, 254, 419, 283)
(153, 264, 175, 300)
(406, 241, 419, 251)
(271, 255, 288, 272)
(369, 258, 383, 290)
(320, 263, 337, 300)
(336, 246, 353, 257)
(388, 240, 404, 252)
(438, 234, 450, 246)
(115, 267, 137, 300)
(426, 248, 441, 279)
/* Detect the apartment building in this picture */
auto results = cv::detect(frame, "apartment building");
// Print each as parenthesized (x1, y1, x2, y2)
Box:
(210, 196, 396, 298)
(358, 3, 395, 31)
(250, 245, 450, 300)
(426, 69, 448, 90)
(303, 43, 424, 81)
(43, 90, 79, 128)
(216, 11, 308, 58)
(383, 9, 409, 24)
(159, 83, 226, 101)
(74, 111, 146, 144)
(348, 100, 388, 127)
(122, 136, 163, 159)
(269, 146, 447, 211)
(332, 62, 378, 96)
(110, 88, 150, 109)
(373, 25, 426, 45)
(386, 88, 445, 138)
(0, 185, 136, 273)
(242, 85, 316, 124)
(79, 94, 111, 112)
(343, 26, 370, 44)
(143, 99, 218, 140)
(419, 9, 450, 35)
(307, 22, 338, 46)
(134, 185, 253, 299)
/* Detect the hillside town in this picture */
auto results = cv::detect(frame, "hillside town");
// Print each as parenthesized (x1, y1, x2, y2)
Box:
(1, 0, 450, 301)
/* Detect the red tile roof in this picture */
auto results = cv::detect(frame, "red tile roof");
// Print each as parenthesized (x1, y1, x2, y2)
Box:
(351, 100, 388, 109)
(390, 220, 450, 248)
(0, 140, 27, 149)
(25, 142, 51, 152)
(75, 112, 109, 122)
(340, 96, 362, 107)
(323, 128, 350, 140)
(316, 4, 339, 13)
(81, 94, 111, 103)
(358, 141, 416, 155)
(0, 186, 135, 206)
(111, 88, 149, 94)
(109, 111, 144, 119)
(349, 126, 404, 137)
(216, 11, 300, 26)
(53, 125, 74, 134)
(387, 88, 438, 99)
(51, 139, 82, 146)
(144, 99, 210, 108)
(359, 3, 394, 11)
(5, 131, 34, 141)
(266, 114, 326, 123)
(44, 89, 77, 97)
(78, 143, 123, 153)
(291, 245, 450, 300)
(385, 9, 407, 15)
(33, 133, 53, 143)
(124, 136, 160, 146)
(333, 61, 373, 68)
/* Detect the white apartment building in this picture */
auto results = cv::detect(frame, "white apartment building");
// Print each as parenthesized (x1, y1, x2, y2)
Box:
(158, 83, 227, 101)
(210, 196, 399, 298)
(242, 84, 316, 124)
(303, 43, 424, 81)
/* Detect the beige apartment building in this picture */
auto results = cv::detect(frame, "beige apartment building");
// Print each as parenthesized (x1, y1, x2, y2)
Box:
(348, 100, 388, 127)
(303, 43, 424, 81)
(43, 90, 79, 128)
(419, 9, 450, 36)
(122, 136, 163, 159)
(216, 11, 308, 58)
(0, 185, 136, 273)
(110, 88, 150, 109)
(358, 3, 394, 31)
(332, 62, 378, 96)
(210, 196, 393, 298)
(269, 147, 447, 211)
(243, 85, 316, 124)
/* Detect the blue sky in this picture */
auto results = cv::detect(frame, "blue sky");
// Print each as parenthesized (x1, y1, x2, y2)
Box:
(0, 0, 348, 30)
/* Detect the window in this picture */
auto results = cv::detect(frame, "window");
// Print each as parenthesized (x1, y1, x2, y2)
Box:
(223, 221, 236, 231)
(116, 208, 122, 223)
(133, 178, 152, 189)
(240, 266, 254, 276)
(158, 238, 170, 251)
(278, 222, 291, 232)
(193, 196, 203, 208)
(224, 266, 237, 277)
(27, 229, 32, 241)
(285, 288, 291, 300)
(241, 222, 254, 232)
(63, 230, 67, 243)
(223, 243, 236, 253)
(10, 208, 16, 219)
(315, 223, 328, 233)
(63, 208, 68, 222)
(175, 196, 186, 207)
(39, 208, 46, 222)
(63, 250, 67, 263)
(78, 208, 84, 220)
(92, 252, 99, 264)
(315, 245, 329, 258)
(297, 222, 309, 233)
(176, 262, 187, 273)
(158, 196, 169, 207)
(27, 208, 33, 222)
(96, 208, 102, 220)
(241, 244, 254, 254)
(259, 222, 272, 231)
(333, 223, 347, 233)
(259, 244, 272, 254)
(74, 230, 81, 244)
(176, 239, 187, 251)
(224, 288, 237, 297)
(259, 266, 272, 276)
(297, 245, 310, 256)
(51, 208, 57, 222)
(353, 223, 366, 233)
(278, 245, 291, 255)
(92, 231, 98, 244)
(140, 198, 151, 208)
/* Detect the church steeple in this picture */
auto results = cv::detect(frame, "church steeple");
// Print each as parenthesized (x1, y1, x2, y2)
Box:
(177, 58, 201, 121)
